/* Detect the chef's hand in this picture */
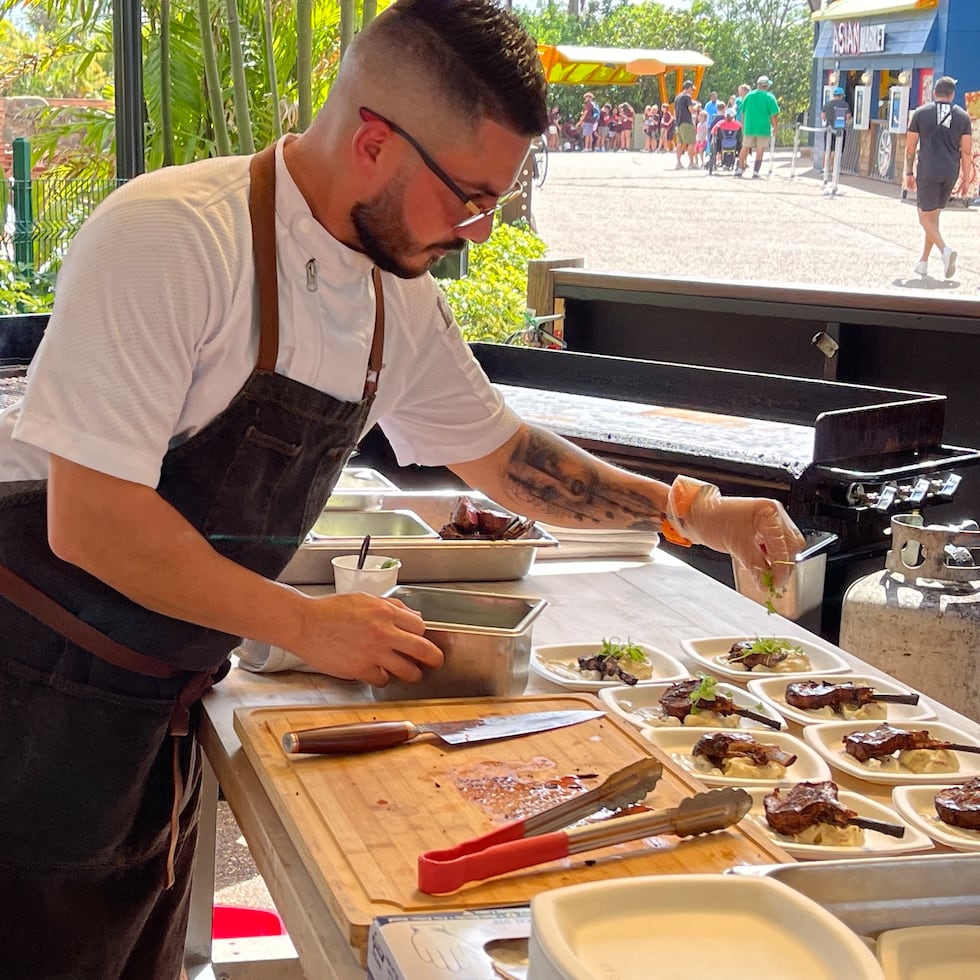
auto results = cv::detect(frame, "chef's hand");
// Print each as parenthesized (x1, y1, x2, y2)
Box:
(293, 594, 444, 687)
(667, 476, 805, 589)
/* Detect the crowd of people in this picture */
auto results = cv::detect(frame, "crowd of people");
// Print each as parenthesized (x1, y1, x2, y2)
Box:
(547, 75, 780, 179)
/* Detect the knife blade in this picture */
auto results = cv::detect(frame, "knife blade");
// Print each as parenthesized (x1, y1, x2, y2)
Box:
(281, 708, 605, 755)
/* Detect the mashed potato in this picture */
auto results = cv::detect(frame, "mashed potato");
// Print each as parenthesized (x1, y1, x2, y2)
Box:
(858, 748, 958, 774)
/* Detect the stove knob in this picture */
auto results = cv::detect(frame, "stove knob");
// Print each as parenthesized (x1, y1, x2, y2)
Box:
(875, 484, 899, 512)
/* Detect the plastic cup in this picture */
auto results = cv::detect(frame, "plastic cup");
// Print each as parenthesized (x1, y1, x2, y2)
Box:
(331, 554, 401, 596)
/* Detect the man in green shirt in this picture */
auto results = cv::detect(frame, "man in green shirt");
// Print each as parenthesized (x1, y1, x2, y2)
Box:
(736, 75, 779, 178)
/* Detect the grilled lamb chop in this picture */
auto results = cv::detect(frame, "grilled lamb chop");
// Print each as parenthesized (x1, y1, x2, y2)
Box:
(660, 679, 782, 730)
(692, 731, 797, 771)
(438, 496, 534, 541)
(764, 780, 905, 839)
(577, 654, 640, 686)
(843, 724, 980, 763)
(726, 640, 789, 671)
(785, 680, 919, 713)
(934, 778, 980, 831)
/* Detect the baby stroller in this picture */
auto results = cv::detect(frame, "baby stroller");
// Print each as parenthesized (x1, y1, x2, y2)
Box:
(708, 122, 741, 175)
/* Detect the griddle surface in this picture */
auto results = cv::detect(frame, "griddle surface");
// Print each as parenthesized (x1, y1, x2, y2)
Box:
(499, 384, 815, 477)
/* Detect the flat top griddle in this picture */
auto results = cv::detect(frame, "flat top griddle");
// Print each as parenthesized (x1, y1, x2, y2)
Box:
(499, 384, 816, 480)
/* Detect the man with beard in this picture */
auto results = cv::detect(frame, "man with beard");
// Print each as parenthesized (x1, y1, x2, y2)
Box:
(0, 1, 804, 976)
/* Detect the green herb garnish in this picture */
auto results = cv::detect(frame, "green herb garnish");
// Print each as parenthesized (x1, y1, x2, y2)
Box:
(729, 637, 803, 661)
(688, 672, 718, 714)
(760, 569, 786, 615)
(598, 637, 646, 663)
(380, 558, 400, 569)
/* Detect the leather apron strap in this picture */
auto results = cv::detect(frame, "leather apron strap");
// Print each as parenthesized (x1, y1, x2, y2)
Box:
(0, 563, 181, 679)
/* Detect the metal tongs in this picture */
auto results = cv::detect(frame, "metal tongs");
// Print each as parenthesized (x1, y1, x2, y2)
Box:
(417, 758, 751, 894)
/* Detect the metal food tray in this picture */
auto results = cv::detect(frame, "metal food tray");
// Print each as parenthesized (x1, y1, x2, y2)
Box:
(278, 490, 558, 585)
(323, 466, 399, 511)
(729, 853, 980, 938)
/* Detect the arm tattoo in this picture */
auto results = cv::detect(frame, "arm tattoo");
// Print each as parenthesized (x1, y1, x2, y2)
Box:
(905, 149, 916, 172)
(501, 427, 666, 531)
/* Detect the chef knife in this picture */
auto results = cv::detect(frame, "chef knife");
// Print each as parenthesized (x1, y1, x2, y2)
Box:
(281, 708, 605, 755)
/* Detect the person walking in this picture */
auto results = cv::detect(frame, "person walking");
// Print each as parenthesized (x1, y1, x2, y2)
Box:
(674, 78, 696, 169)
(905, 75, 973, 279)
(0, 0, 804, 976)
(736, 75, 779, 178)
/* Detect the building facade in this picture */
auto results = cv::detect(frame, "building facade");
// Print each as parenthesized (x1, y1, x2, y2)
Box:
(810, 0, 980, 188)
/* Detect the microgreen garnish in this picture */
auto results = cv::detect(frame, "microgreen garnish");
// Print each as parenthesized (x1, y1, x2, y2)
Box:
(688, 673, 718, 713)
(598, 637, 646, 663)
(761, 569, 786, 615)
(728, 637, 803, 661)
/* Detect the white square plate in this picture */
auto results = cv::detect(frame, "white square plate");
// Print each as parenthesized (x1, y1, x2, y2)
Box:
(891, 784, 980, 853)
(638, 726, 831, 787)
(681, 635, 851, 682)
(876, 924, 980, 980)
(530, 641, 687, 691)
(527, 874, 884, 980)
(802, 721, 980, 786)
(742, 786, 932, 861)
(747, 674, 937, 728)
(599, 679, 784, 731)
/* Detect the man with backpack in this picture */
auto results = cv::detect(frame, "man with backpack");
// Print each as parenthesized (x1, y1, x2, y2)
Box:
(578, 92, 600, 151)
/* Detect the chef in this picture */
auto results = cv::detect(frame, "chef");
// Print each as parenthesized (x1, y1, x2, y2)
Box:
(0, 0, 804, 976)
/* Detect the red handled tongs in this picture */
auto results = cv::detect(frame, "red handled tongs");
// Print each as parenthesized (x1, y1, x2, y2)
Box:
(418, 758, 663, 894)
(418, 757, 750, 893)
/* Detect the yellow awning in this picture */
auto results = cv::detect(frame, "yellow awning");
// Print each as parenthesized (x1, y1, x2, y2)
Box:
(536, 45, 712, 87)
(812, 0, 937, 20)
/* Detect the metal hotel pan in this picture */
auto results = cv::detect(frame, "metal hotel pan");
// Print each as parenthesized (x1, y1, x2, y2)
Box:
(279, 492, 559, 585)
(323, 467, 399, 511)
(730, 853, 980, 937)
(371, 585, 548, 701)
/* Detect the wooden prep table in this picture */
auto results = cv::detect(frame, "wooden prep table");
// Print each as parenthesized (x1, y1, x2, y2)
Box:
(186, 549, 980, 979)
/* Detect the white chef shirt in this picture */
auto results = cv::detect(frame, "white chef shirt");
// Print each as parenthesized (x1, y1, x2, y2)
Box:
(0, 139, 519, 487)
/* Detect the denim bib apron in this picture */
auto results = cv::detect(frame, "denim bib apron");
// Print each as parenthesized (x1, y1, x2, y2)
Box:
(0, 143, 385, 979)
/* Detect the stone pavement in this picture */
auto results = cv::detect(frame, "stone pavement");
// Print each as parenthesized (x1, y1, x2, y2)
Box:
(530, 146, 980, 292)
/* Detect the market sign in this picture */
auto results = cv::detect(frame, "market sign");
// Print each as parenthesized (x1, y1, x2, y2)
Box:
(832, 21, 887, 56)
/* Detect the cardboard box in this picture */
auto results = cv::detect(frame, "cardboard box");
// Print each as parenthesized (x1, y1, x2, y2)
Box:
(367, 906, 530, 980)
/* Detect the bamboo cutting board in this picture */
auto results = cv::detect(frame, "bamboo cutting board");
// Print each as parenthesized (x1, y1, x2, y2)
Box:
(233, 694, 792, 965)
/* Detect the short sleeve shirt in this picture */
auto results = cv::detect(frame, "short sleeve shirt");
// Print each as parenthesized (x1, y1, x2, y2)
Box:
(740, 89, 780, 137)
(0, 140, 520, 486)
(821, 98, 850, 128)
(909, 100, 972, 179)
(674, 92, 694, 128)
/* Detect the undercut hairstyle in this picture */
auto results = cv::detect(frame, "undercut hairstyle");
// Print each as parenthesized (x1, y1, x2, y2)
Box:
(933, 76, 956, 98)
(354, 0, 548, 136)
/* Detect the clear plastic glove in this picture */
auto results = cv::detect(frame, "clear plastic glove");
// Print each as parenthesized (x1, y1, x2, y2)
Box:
(667, 476, 805, 589)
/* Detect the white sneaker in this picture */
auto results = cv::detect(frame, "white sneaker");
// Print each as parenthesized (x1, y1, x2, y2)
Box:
(914, 260, 929, 277)
(943, 246, 957, 279)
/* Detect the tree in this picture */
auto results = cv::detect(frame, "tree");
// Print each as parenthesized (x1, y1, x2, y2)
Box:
(2, 0, 393, 172)
(517, 0, 813, 135)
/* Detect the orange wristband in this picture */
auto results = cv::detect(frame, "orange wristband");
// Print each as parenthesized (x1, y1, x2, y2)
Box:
(663, 476, 711, 547)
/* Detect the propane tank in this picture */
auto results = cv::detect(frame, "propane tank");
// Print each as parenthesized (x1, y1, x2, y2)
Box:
(840, 514, 980, 722)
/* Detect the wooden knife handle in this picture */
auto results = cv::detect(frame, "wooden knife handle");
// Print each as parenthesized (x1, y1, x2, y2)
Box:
(282, 720, 419, 754)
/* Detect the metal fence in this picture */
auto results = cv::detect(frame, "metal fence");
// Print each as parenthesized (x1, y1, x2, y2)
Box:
(2, 138, 121, 272)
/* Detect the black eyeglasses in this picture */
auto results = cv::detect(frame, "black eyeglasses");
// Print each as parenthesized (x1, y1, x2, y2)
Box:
(359, 106, 524, 229)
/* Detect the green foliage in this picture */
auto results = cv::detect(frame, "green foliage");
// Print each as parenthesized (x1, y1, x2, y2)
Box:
(0, 260, 56, 313)
(436, 219, 547, 344)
